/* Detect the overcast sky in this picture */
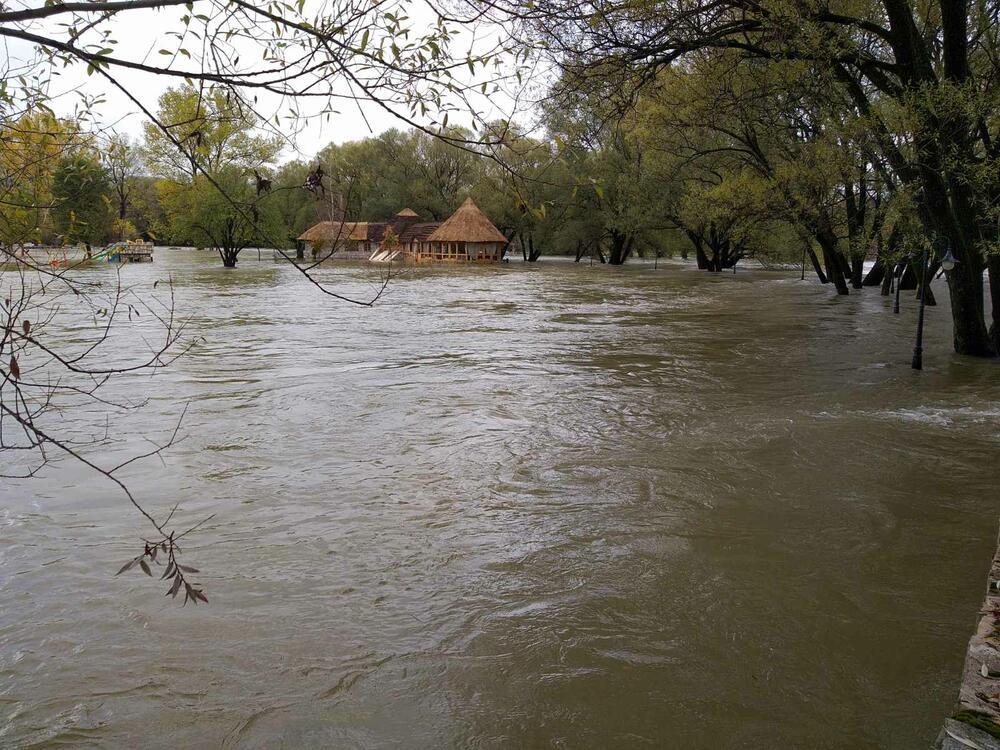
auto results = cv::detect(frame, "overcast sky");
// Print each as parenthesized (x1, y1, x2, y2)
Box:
(4, 0, 538, 163)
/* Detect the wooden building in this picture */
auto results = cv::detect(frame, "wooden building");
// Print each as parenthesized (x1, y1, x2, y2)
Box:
(296, 199, 507, 264)
(406, 198, 507, 263)
(428, 197, 507, 262)
(296, 220, 371, 259)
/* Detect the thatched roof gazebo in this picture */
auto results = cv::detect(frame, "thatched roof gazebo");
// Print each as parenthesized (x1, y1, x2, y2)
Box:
(428, 198, 506, 244)
(414, 198, 506, 262)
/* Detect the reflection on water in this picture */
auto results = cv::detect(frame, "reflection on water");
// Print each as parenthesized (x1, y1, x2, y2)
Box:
(1, 249, 999, 749)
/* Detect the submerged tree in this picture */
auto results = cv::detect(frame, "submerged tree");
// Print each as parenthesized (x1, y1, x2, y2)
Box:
(175, 167, 282, 267)
(493, 0, 1000, 355)
(51, 152, 114, 251)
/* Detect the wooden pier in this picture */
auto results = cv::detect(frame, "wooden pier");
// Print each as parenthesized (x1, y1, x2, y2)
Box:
(104, 241, 153, 263)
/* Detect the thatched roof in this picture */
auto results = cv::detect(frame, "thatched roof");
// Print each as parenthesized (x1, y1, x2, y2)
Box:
(388, 208, 420, 237)
(428, 198, 506, 243)
(297, 221, 368, 243)
(399, 222, 441, 243)
(366, 223, 388, 242)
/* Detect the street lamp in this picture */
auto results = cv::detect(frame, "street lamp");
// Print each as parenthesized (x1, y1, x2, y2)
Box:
(940, 245, 959, 272)
(893, 257, 905, 314)
(911, 236, 952, 371)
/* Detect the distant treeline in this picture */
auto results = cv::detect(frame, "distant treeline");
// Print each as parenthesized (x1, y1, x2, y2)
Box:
(1, 84, 805, 265)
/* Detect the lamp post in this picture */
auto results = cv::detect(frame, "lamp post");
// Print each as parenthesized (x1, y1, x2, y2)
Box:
(911, 237, 957, 371)
(911, 244, 929, 370)
(893, 258, 904, 314)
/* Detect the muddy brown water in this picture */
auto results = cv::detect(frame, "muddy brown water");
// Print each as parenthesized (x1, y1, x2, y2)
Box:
(2, 249, 999, 748)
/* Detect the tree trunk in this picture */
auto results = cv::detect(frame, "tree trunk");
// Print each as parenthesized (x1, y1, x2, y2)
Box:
(917, 260, 939, 307)
(802, 239, 827, 283)
(844, 179, 865, 289)
(938, 209, 994, 355)
(849, 254, 864, 289)
(908, 90, 994, 354)
(574, 240, 585, 262)
(881, 265, 894, 296)
(608, 230, 631, 265)
(220, 246, 240, 267)
(815, 227, 849, 295)
(988, 256, 1000, 353)
(862, 258, 885, 287)
(899, 262, 918, 290)
(500, 230, 515, 260)
(527, 233, 542, 262)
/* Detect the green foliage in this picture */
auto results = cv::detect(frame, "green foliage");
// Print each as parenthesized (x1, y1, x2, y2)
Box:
(161, 166, 280, 264)
(953, 710, 1000, 740)
(51, 152, 114, 246)
(0, 112, 84, 245)
(112, 217, 138, 241)
(142, 85, 282, 180)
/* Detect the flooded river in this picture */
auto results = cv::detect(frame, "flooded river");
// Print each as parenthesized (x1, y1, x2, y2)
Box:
(2, 249, 999, 748)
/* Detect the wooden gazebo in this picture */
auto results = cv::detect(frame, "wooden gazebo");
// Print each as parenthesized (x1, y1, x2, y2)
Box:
(296, 220, 370, 259)
(414, 198, 506, 262)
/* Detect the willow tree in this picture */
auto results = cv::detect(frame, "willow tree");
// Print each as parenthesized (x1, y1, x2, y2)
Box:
(470, 122, 570, 261)
(142, 86, 283, 181)
(496, 0, 1000, 355)
(0, 112, 85, 245)
(542, 84, 666, 265)
(52, 152, 115, 250)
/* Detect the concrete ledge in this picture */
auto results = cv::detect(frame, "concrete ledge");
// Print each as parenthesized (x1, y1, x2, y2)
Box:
(938, 717, 1000, 750)
(936, 524, 1000, 748)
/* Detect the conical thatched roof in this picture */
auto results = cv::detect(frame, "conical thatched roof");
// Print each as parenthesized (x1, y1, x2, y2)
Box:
(427, 198, 506, 243)
(297, 221, 368, 243)
(389, 208, 420, 236)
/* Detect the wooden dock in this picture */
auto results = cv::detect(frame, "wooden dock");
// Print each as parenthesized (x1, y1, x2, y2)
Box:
(104, 241, 153, 263)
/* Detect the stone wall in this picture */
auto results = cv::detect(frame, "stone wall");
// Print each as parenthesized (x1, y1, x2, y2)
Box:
(936, 524, 1000, 749)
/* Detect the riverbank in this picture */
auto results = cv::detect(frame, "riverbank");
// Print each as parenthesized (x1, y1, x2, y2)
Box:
(937, 524, 1000, 749)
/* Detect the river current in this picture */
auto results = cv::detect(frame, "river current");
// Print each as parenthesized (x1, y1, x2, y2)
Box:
(2, 249, 999, 748)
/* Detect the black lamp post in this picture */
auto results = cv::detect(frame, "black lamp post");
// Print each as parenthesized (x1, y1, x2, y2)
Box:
(892, 258, 904, 314)
(911, 237, 957, 371)
(911, 244, 929, 370)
